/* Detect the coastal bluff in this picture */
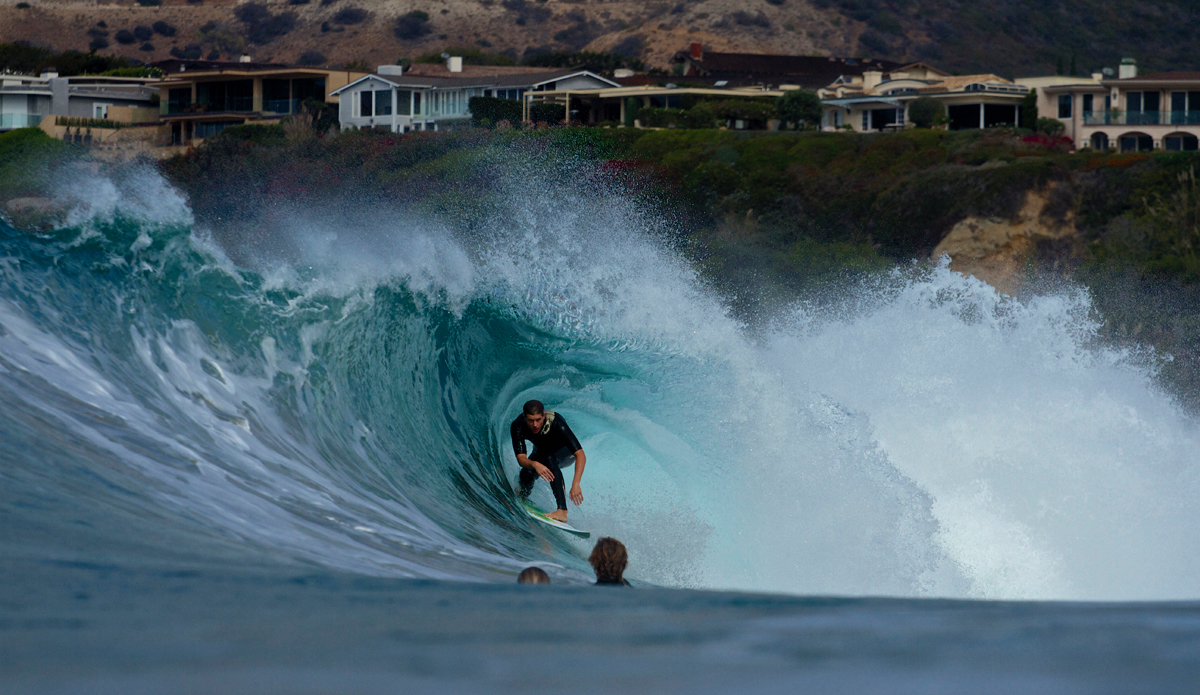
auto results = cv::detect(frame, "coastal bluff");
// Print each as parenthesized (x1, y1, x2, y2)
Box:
(933, 183, 1078, 295)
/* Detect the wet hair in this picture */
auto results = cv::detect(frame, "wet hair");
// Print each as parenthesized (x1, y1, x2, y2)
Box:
(588, 537, 628, 584)
(523, 400, 545, 416)
(517, 566, 550, 584)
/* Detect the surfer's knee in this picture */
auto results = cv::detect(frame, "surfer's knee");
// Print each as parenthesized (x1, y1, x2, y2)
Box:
(588, 537, 628, 585)
(517, 567, 550, 584)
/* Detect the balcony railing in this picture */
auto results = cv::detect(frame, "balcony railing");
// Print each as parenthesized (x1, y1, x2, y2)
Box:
(166, 97, 255, 115)
(1083, 110, 1200, 126)
(263, 98, 300, 115)
(0, 113, 44, 129)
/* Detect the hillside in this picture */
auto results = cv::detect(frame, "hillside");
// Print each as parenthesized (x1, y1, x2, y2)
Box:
(3, 0, 1200, 78)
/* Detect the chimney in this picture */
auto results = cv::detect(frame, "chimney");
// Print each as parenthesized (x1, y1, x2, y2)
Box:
(378, 65, 404, 76)
(40, 69, 58, 79)
(239, 54, 252, 63)
(862, 70, 882, 91)
(1119, 57, 1137, 79)
(447, 56, 463, 73)
(689, 43, 703, 61)
(1091, 72, 1103, 82)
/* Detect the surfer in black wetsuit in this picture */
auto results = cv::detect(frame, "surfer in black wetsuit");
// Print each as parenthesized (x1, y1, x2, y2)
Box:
(511, 399, 586, 523)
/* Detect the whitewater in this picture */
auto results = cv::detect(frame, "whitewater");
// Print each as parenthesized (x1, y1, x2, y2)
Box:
(1, 154, 1196, 610)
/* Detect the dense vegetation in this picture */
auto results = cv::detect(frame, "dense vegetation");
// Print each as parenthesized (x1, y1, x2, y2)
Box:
(0, 41, 137, 76)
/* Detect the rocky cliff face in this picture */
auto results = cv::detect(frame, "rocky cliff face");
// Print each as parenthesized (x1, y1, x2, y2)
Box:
(932, 183, 1079, 296)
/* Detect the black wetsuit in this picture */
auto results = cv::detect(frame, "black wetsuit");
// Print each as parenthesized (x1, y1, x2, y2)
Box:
(511, 412, 582, 511)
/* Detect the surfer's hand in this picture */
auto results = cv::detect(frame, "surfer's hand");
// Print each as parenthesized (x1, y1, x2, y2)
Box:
(570, 484, 583, 506)
(534, 463, 554, 483)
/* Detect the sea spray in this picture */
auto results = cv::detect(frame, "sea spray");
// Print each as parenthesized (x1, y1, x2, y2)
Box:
(0, 155, 1196, 599)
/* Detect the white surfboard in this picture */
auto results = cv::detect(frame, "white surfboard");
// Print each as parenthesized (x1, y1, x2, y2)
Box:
(520, 499, 590, 538)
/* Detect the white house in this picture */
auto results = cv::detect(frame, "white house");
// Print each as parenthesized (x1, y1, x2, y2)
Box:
(331, 58, 619, 132)
(1021, 59, 1200, 152)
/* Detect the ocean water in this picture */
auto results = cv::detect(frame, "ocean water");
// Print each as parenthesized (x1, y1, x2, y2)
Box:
(1, 157, 1198, 692)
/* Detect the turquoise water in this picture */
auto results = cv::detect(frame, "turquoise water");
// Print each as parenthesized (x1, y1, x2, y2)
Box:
(1, 158, 1199, 691)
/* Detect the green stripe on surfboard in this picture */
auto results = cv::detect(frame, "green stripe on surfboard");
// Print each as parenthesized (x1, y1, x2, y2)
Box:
(520, 499, 590, 538)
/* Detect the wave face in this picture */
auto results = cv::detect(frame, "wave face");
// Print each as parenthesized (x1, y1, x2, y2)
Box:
(2, 158, 1199, 600)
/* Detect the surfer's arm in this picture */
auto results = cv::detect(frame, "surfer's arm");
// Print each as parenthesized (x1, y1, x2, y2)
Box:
(516, 453, 556, 483)
(569, 449, 585, 506)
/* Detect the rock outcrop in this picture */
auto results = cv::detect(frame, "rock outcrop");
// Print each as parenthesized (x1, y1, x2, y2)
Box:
(932, 183, 1077, 295)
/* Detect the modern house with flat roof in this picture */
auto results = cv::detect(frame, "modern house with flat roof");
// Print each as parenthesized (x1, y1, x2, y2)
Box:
(1026, 59, 1200, 152)
(152, 61, 367, 144)
(819, 64, 1030, 132)
(1, 71, 158, 132)
(331, 59, 618, 132)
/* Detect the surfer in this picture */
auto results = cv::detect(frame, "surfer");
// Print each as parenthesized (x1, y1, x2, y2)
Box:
(511, 400, 586, 523)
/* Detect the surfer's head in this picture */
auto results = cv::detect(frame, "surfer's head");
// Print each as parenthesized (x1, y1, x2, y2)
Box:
(588, 537, 628, 584)
(523, 400, 546, 433)
(517, 567, 550, 584)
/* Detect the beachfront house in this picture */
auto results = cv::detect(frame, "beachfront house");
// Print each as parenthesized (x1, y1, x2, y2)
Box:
(331, 58, 618, 133)
(1023, 59, 1200, 152)
(1, 71, 158, 132)
(152, 60, 366, 145)
(819, 64, 1031, 132)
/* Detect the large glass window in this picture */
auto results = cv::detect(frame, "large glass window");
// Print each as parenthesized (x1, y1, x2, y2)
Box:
(413, 91, 422, 115)
(1058, 94, 1072, 118)
(375, 90, 392, 116)
(168, 88, 191, 114)
(1082, 94, 1093, 114)
(397, 90, 412, 116)
(196, 80, 252, 112)
(359, 90, 372, 118)
(263, 79, 290, 113)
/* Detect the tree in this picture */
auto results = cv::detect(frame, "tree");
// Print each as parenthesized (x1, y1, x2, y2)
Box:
(1020, 90, 1038, 130)
(775, 88, 822, 129)
(908, 96, 945, 128)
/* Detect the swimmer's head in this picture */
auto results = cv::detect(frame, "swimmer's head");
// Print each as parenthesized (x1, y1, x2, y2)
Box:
(517, 567, 550, 584)
(588, 537, 628, 584)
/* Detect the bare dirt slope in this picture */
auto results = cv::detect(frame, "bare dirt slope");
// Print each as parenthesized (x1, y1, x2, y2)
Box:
(0, 0, 859, 70)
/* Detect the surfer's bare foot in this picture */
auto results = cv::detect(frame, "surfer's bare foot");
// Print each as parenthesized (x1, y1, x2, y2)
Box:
(546, 509, 568, 523)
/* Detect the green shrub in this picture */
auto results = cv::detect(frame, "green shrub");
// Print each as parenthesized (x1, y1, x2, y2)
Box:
(907, 96, 945, 129)
(776, 88, 822, 129)
(709, 99, 777, 123)
(529, 102, 565, 124)
(1036, 117, 1065, 136)
(639, 107, 688, 128)
(0, 128, 72, 202)
(682, 102, 717, 129)
(624, 97, 641, 127)
(215, 123, 286, 143)
(468, 96, 522, 126)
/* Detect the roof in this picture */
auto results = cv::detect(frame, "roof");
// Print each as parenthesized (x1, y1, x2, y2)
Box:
(925, 74, 1014, 91)
(672, 51, 905, 89)
(331, 68, 618, 94)
(528, 85, 785, 99)
(149, 59, 288, 73)
(1123, 71, 1200, 81)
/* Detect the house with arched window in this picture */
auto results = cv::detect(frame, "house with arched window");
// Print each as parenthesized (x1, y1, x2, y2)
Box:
(1025, 59, 1200, 152)
(819, 64, 1030, 132)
